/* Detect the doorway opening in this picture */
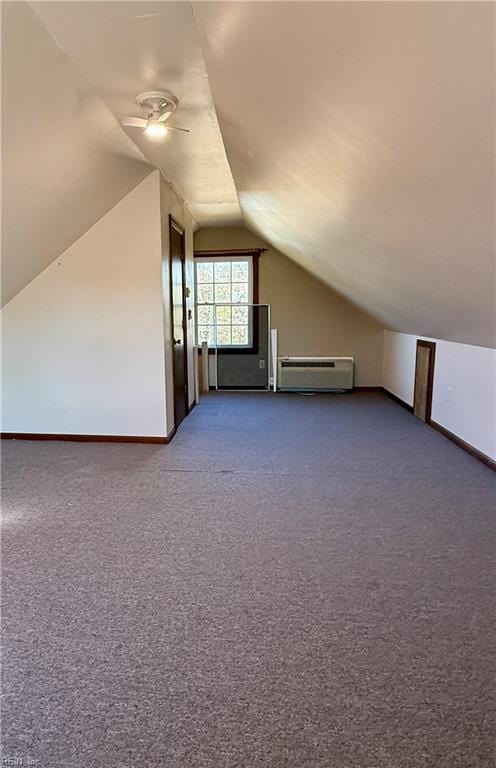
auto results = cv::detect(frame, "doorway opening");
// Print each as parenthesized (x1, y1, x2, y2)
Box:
(169, 215, 189, 431)
(413, 340, 436, 422)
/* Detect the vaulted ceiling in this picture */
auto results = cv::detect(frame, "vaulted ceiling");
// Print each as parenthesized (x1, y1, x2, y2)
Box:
(3, 2, 494, 348)
(192, 1, 495, 348)
(1, 2, 151, 304)
(32, 1, 240, 227)
(2, 1, 240, 305)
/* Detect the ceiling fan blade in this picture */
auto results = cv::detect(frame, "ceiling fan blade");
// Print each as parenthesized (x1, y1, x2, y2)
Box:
(121, 116, 147, 128)
(167, 125, 190, 133)
(157, 110, 174, 123)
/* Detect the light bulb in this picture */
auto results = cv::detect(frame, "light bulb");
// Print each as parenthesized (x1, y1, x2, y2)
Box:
(144, 121, 168, 138)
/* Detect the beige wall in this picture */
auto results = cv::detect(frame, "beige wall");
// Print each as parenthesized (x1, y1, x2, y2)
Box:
(194, 226, 384, 385)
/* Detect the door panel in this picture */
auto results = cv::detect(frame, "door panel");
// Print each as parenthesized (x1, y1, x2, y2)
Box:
(414, 341, 436, 422)
(169, 217, 188, 429)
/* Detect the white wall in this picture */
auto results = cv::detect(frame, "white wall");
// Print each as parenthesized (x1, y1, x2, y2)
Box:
(382, 332, 417, 405)
(383, 330, 496, 460)
(1, 172, 168, 437)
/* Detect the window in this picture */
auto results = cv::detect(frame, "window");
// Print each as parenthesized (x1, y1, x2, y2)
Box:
(195, 255, 254, 348)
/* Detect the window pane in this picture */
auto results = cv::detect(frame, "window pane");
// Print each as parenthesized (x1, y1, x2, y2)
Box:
(197, 284, 213, 304)
(215, 305, 231, 325)
(197, 305, 214, 325)
(215, 283, 231, 303)
(195, 256, 253, 347)
(232, 261, 249, 282)
(197, 325, 215, 345)
(215, 326, 231, 346)
(232, 326, 249, 345)
(196, 262, 213, 283)
(214, 262, 231, 282)
(232, 305, 248, 325)
(231, 283, 248, 303)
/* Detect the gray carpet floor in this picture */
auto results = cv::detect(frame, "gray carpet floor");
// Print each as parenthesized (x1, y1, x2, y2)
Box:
(1, 391, 495, 767)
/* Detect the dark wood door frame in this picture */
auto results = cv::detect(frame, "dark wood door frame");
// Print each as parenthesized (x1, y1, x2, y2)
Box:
(413, 340, 436, 423)
(168, 215, 189, 431)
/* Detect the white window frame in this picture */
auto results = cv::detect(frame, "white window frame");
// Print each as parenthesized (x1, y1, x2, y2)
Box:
(194, 255, 254, 349)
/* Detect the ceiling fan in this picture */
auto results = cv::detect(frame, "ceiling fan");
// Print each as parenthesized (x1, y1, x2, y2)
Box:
(121, 91, 190, 138)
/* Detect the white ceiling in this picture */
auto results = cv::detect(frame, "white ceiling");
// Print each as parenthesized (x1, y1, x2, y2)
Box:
(193, 1, 495, 347)
(4, 2, 494, 348)
(32, 1, 241, 228)
(1, 1, 152, 304)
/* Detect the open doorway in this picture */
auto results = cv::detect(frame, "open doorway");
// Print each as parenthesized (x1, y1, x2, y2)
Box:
(413, 340, 436, 422)
(169, 215, 189, 430)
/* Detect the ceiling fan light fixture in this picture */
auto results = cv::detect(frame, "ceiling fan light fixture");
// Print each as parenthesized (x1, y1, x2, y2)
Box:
(144, 120, 168, 138)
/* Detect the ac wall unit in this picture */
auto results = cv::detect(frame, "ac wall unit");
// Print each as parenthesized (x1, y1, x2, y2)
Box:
(277, 357, 354, 392)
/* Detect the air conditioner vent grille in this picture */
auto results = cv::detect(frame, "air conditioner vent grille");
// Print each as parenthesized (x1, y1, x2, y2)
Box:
(277, 357, 354, 392)
(281, 360, 335, 368)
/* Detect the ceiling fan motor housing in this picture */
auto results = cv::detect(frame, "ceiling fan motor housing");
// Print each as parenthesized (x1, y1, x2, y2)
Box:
(135, 90, 178, 118)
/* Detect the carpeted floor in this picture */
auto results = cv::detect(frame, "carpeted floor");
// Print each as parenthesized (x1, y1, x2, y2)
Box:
(1, 391, 495, 767)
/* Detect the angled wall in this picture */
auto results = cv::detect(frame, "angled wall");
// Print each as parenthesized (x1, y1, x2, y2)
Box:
(1, 172, 169, 438)
(194, 226, 384, 385)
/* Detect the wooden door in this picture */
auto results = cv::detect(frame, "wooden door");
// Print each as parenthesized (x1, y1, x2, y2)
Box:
(169, 216, 188, 430)
(413, 340, 436, 422)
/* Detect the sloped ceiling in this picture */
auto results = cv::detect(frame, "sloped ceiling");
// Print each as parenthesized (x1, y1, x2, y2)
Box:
(193, 1, 495, 348)
(3, 2, 494, 348)
(1, 2, 152, 305)
(32, 1, 241, 228)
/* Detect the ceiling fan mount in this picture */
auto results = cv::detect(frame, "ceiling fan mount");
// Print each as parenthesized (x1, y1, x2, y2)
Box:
(135, 90, 178, 116)
(121, 89, 189, 137)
